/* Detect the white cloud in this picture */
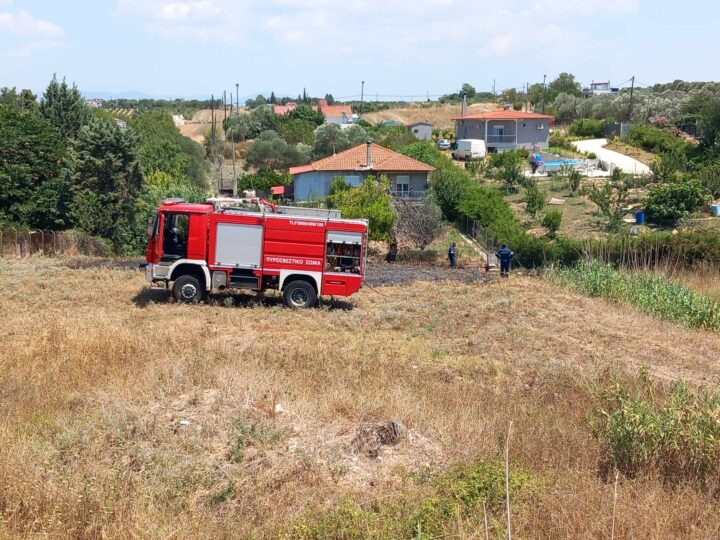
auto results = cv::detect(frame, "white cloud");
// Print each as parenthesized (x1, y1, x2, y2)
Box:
(0, 9, 64, 38)
(0, 8, 65, 58)
(114, 0, 639, 67)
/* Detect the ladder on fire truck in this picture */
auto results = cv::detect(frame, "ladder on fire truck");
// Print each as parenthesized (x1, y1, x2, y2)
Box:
(206, 197, 342, 220)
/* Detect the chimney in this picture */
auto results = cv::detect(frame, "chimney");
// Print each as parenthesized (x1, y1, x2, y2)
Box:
(366, 141, 373, 168)
(460, 92, 468, 117)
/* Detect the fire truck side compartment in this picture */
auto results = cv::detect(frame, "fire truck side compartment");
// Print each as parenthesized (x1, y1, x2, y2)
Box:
(214, 223, 263, 267)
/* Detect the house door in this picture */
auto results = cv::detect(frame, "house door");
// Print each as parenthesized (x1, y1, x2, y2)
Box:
(396, 176, 410, 198)
(492, 125, 505, 137)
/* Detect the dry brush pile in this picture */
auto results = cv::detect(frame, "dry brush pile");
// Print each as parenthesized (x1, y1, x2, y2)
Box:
(2, 257, 720, 538)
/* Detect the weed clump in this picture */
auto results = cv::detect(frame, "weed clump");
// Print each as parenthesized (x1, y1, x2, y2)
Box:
(228, 420, 283, 463)
(590, 372, 720, 488)
(287, 460, 537, 539)
(547, 261, 720, 331)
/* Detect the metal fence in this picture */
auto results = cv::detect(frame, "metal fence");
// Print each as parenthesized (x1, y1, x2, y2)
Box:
(0, 229, 109, 258)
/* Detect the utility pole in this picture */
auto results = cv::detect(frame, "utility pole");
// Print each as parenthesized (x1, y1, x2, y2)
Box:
(541, 74, 547, 114)
(525, 82, 529, 112)
(223, 90, 227, 121)
(235, 83, 239, 112)
(628, 75, 635, 122)
(360, 80, 365, 116)
(211, 94, 218, 194)
(230, 92, 237, 197)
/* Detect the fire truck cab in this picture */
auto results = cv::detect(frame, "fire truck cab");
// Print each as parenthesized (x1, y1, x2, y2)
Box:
(144, 199, 368, 308)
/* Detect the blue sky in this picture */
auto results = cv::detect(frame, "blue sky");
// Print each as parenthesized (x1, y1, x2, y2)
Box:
(0, 0, 717, 100)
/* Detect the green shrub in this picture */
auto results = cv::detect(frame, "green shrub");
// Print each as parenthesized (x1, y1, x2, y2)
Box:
(546, 260, 720, 330)
(542, 210, 562, 237)
(237, 170, 292, 193)
(398, 140, 451, 168)
(329, 175, 395, 241)
(524, 182, 547, 219)
(568, 169, 582, 196)
(624, 124, 689, 154)
(569, 119, 606, 138)
(429, 165, 474, 221)
(588, 181, 629, 232)
(645, 179, 710, 224)
(698, 160, 720, 198)
(548, 131, 573, 150)
(590, 373, 720, 485)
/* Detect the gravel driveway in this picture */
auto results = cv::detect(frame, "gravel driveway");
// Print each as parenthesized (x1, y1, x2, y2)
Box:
(572, 138, 651, 175)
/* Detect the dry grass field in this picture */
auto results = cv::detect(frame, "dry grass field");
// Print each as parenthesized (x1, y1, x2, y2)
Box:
(363, 102, 496, 130)
(178, 108, 246, 143)
(2, 257, 720, 538)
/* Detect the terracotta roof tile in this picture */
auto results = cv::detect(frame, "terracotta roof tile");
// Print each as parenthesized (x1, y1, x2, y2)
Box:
(454, 110, 555, 121)
(291, 143, 434, 175)
(319, 104, 353, 117)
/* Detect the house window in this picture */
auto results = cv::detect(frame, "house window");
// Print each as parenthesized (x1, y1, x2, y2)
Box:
(536, 123, 545, 130)
(413, 128, 419, 134)
(492, 125, 505, 136)
(396, 176, 410, 197)
(344, 175, 361, 186)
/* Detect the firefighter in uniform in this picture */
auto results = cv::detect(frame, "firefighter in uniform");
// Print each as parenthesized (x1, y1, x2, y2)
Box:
(496, 244, 513, 277)
(448, 242, 457, 268)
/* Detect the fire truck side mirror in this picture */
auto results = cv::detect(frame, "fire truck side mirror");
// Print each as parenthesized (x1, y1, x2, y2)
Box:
(147, 215, 157, 238)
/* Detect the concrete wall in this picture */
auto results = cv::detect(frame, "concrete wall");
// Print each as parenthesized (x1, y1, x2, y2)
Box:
(408, 124, 433, 141)
(294, 171, 429, 201)
(515, 119, 550, 148)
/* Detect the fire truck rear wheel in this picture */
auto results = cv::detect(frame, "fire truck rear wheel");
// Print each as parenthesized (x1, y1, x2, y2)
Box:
(172, 275, 206, 303)
(283, 280, 317, 309)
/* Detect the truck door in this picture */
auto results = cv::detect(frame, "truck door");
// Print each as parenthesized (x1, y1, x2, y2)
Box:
(161, 213, 189, 261)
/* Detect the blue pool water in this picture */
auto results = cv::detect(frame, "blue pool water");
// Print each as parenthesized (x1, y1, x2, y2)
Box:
(543, 159, 582, 167)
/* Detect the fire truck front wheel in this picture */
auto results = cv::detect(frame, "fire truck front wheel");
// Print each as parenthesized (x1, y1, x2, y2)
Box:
(172, 275, 206, 303)
(283, 280, 317, 309)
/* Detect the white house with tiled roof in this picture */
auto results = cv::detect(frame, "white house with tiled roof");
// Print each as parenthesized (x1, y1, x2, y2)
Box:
(290, 142, 434, 201)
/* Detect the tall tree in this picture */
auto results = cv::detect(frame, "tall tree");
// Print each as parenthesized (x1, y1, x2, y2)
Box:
(324, 93, 335, 105)
(69, 120, 144, 249)
(549, 73, 582, 98)
(461, 83, 477, 99)
(0, 87, 38, 110)
(0, 104, 69, 228)
(269, 91, 277, 104)
(40, 75, 91, 139)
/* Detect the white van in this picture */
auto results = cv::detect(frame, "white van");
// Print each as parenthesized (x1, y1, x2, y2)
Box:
(452, 139, 487, 161)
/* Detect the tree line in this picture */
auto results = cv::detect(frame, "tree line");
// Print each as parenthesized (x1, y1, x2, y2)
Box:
(0, 76, 208, 253)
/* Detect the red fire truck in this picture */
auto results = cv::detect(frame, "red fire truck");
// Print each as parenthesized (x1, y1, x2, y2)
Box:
(144, 199, 368, 308)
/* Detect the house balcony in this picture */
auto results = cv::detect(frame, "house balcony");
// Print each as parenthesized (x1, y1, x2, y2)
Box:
(486, 134, 517, 147)
(391, 190, 426, 200)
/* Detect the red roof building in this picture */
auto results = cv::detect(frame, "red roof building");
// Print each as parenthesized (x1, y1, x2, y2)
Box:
(290, 143, 434, 200)
(273, 102, 298, 115)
